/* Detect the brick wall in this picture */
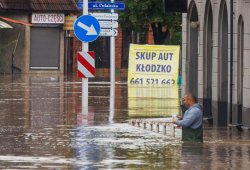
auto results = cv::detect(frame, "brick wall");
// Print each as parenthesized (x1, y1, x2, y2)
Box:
(115, 26, 122, 69)
(72, 31, 81, 73)
(147, 25, 154, 44)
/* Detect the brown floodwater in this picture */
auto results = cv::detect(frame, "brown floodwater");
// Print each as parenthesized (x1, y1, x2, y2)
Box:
(0, 74, 249, 169)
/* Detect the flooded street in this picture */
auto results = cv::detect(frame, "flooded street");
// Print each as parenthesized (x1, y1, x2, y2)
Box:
(0, 74, 249, 170)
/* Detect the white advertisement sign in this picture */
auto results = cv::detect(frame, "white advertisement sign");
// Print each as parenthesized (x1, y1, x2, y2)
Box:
(32, 13, 65, 24)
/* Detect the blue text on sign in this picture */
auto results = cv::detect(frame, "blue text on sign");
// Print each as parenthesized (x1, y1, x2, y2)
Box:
(77, 2, 125, 10)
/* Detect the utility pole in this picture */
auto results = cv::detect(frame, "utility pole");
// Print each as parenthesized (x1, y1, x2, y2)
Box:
(82, 0, 89, 114)
(109, 0, 115, 123)
(229, 0, 233, 124)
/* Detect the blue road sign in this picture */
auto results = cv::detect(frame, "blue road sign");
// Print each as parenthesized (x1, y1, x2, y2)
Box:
(74, 15, 100, 42)
(77, 2, 83, 9)
(77, 2, 125, 10)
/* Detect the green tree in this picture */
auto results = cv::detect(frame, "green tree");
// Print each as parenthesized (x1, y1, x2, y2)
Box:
(119, 0, 182, 45)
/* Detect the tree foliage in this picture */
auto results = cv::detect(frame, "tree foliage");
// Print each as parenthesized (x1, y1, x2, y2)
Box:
(119, 0, 182, 45)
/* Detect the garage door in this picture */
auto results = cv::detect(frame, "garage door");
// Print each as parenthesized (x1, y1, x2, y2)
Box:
(30, 27, 60, 69)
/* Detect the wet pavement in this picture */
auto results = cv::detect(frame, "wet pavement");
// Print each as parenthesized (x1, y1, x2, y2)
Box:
(0, 74, 249, 170)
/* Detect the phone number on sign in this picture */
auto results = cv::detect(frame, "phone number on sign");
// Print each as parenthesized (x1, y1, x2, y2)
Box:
(129, 78, 175, 85)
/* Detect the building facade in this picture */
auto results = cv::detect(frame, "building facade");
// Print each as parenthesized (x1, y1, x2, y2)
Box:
(0, 0, 78, 74)
(182, 0, 250, 127)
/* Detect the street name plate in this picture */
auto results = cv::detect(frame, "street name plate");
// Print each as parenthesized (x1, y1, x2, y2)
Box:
(99, 21, 118, 28)
(89, 13, 118, 21)
(100, 29, 118, 37)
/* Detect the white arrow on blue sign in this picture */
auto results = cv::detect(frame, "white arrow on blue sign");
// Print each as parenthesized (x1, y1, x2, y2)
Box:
(74, 15, 100, 42)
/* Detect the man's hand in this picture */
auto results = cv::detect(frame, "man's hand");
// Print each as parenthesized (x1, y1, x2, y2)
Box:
(172, 117, 178, 123)
(177, 115, 183, 120)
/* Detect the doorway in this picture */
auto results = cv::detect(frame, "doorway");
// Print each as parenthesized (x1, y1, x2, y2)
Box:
(203, 1, 213, 118)
(187, 1, 199, 97)
(218, 0, 228, 126)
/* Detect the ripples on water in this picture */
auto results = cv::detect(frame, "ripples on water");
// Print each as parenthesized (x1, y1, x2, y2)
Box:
(0, 74, 249, 169)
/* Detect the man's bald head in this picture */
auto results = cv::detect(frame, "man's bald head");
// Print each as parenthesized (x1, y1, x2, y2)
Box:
(183, 93, 197, 107)
(187, 93, 197, 102)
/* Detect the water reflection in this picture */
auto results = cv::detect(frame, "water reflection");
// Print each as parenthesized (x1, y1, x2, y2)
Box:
(0, 74, 249, 169)
(71, 124, 181, 169)
(109, 81, 115, 124)
(29, 76, 63, 127)
(180, 141, 250, 170)
(128, 85, 181, 117)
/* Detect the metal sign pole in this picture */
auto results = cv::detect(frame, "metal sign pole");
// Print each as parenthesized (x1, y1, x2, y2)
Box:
(110, 0, 115, 86)
(82, 0, 89, 114)
(109, 0, 115, 123)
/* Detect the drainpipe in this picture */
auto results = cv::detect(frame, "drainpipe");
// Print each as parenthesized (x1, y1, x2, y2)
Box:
(229, 0, 233, 124)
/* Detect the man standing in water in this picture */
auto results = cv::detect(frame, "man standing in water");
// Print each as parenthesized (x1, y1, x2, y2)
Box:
(173, 93, 203, 142)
